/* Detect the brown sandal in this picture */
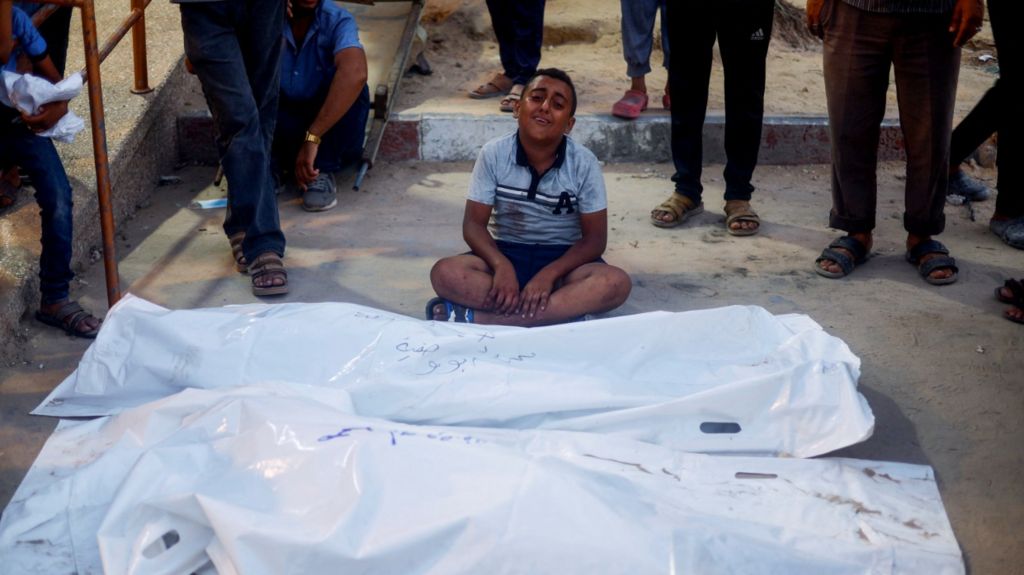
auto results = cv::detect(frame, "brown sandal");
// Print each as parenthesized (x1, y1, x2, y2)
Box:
(469, 73, 513, 99)
(229, 232, 248, 274)
(499, 84, 525, 113)
(36, 299, 102, 339)
(650, 193, 704, 228)
(249, 252, 289, 296)
(724, 200, 760, 236)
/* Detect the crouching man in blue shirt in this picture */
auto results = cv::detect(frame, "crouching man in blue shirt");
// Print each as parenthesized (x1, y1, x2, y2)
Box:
(275, 0, 370, 212)
(428, 68, 632, 326)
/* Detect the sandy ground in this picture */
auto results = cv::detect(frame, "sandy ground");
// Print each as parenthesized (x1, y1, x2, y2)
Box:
(1, 159, 1022, 572)
(398, 0, 1001, 120)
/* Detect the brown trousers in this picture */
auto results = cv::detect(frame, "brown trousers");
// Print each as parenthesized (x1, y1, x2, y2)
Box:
(823, 0, 960, 235)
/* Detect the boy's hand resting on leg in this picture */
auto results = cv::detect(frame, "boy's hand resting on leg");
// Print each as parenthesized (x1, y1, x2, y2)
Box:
(488, 263, 520, 315)
(519, 269, 556, 318)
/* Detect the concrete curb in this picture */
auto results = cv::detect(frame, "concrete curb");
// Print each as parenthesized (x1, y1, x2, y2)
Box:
(178, 112, 905, 166)
(379, 113, 906, 165)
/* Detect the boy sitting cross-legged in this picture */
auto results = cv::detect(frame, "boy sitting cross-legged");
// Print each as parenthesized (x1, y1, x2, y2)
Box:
(428, 68, 631, 326)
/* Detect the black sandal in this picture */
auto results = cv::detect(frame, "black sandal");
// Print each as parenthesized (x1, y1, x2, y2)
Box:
(814, 236, 869, 279)
(906, 240, 958, 286)
(35, 300, 102, 338)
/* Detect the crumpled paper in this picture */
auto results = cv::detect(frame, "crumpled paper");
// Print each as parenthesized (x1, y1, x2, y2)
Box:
(0, 70, 85, 143)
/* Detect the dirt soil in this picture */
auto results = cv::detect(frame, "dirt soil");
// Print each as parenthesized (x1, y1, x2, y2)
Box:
(397, 0, 1001, 119)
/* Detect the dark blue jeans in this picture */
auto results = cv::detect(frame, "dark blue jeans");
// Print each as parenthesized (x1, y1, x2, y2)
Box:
(272, 85, 370, 177)
(484, 0, 545, 86)
(180, 0, 286, 261)
(0, 118, 75, 304)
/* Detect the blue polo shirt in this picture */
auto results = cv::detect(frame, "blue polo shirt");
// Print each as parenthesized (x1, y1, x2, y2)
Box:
(3, 7, 48, 73)
(280, 1, 363, 102)
(467, 132, 607, 245)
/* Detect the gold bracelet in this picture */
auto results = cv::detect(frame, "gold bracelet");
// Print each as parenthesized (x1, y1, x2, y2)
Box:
(304, 131, 322, 145)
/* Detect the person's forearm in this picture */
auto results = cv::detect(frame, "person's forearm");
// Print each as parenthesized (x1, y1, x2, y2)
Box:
(307, 52, 367, 137)
(34, 55, 61, 83)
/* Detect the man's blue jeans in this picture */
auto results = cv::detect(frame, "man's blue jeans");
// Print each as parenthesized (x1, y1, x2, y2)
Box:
(620, 0, 669, 78)
(272, 85, 370, 178)
(0, 119, 75, 304)
(180, 0, 286, 261)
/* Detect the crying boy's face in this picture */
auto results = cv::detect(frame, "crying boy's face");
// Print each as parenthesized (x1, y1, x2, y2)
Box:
(516, 75, 575, 142)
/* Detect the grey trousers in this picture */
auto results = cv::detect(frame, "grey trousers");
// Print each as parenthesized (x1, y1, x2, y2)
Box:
(823, 0, 960, 236)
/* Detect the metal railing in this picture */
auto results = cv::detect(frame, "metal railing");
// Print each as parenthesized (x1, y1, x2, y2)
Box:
(24, 0, 153, 307)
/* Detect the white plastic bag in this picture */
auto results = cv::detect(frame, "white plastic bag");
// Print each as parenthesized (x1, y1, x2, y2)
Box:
(36, 295, 874, 457)
(0, 70, 85, 143)
(0, 385, 963, 575)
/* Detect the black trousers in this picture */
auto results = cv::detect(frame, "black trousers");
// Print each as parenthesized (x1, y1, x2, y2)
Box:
(949, 0, 1021, 218)
(667, 0, 774, 203)
(485, 0, 545, 86)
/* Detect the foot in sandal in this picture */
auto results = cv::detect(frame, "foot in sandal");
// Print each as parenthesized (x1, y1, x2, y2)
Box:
(815, 233, 871, 278)
(499, 84, 525, 113)
(724, 200, 760, 236)
(650, 192, 704, 228)
(995, 278, 1024, 324)
(249, 252, 289, 296)
(469, 73, 513, 99)
(228, 232, 248, 274)
(36, 299, 102, 338)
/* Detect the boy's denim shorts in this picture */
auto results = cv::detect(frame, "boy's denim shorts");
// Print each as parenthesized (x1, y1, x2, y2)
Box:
(479, 240, 604, 289)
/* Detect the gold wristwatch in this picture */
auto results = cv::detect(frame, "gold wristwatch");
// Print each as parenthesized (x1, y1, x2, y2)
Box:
(304, 131, 322, 145)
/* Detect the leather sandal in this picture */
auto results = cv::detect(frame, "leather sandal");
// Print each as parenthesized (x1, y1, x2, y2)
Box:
(229, 232, 247, 274)
(724, 200, 761, 236)
(650, 193, 703, 228)
(36, 299, 102, 339)
(249, 252, 289, 296)
(469, 73, 513, 99)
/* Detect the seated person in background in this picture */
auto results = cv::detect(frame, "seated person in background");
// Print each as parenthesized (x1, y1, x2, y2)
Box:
(428, 68, 632, 326)
(1, 3, 102, 337)
(273, 0, 370, 212)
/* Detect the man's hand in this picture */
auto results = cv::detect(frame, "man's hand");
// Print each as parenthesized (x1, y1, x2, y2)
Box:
(22, 100, 68, 132)
(487, 263, 520, 316)
(294, 141, 320, 189)
(806, 0, 826, 39)
(518, 269, 557, 319)
(949, 0, 984, 47)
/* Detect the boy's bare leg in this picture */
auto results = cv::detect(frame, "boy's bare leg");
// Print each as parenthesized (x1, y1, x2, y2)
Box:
(431, 257, 631, 327)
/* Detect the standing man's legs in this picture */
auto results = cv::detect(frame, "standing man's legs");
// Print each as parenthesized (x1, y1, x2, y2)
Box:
(716, 0, 773, 233)
(651, 0, 715, 224)
(614, 0, 661, 119)
(180, 0, 287, 292)
(816, 1, 892, 276)
(891, 13, 958, 240)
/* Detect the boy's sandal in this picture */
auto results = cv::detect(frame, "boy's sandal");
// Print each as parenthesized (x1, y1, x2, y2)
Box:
(424, 297, 474, 323)
(724, 200, 760, 236)
(905, 239, 958, 286)
(650, 193, 704, 228)
(814, 236, 869, 279)
(229, 232, 248, 274)
(249, 252, 289, 296)
(35, 300, 102, 339)
(499, 84, 525, 113)
(469, 73, 513, 99)
(995, 278, 1024, 305)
